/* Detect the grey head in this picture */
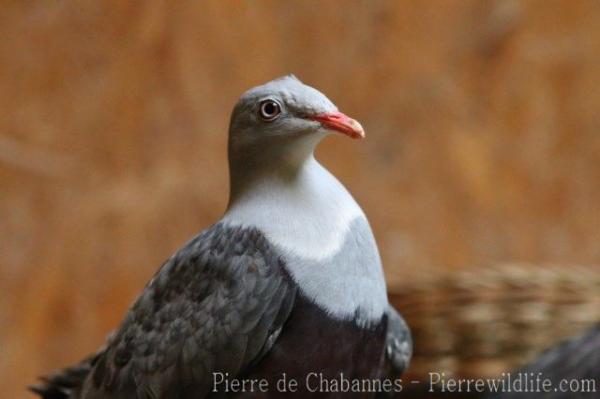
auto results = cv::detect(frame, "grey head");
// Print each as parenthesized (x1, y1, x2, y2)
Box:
(227, 75, 364, 191)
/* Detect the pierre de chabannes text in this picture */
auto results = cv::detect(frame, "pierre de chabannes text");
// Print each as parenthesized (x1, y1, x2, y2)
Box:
(212, 371, 598, 394)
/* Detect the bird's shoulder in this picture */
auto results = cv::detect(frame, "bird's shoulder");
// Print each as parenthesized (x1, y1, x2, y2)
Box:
(384, 305, 413, 377)
(82, 222, 297, 398)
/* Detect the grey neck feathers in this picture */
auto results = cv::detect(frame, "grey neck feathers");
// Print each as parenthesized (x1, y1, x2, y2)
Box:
(227, 133, 324, 203)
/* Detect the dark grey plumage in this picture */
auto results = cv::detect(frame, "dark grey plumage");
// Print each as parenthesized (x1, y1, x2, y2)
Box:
(491, 324, 600, 399)
(30, 353, 101, 399)
(32, 223, 412, 399)
(374, 307, 412, 399)
(384, 307, 412, 376)
(32, 223, 297, 398)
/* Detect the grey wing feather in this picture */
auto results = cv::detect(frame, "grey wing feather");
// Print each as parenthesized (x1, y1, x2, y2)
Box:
(30, 333, 115, 399)
(34, 223, 296, 399)
(490, 324, 600, 399)
(384, 305, 412, 376)
(29, 352, 101, 399)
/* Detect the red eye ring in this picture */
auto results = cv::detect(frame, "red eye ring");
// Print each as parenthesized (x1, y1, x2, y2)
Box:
(259, 100, 281, 121)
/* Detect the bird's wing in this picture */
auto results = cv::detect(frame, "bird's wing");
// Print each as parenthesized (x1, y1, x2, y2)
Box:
(491, 323, 600, 399)
(34, 223, 296, 399)
(30, 351, 103, 399)
(384, 305, 413, 376)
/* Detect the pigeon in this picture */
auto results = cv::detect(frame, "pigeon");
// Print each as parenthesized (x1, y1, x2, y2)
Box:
(31, 75, 412, 398)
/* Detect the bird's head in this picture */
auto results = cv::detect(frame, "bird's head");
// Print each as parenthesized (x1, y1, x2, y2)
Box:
(227, 75, 364, 179)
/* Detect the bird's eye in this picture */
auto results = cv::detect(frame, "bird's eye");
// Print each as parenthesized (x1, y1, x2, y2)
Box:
(259, 100, 281, 121)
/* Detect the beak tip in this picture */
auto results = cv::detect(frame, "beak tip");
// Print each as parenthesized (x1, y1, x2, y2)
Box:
(349, 119, 365, 139)
(310, 112, 365, 140)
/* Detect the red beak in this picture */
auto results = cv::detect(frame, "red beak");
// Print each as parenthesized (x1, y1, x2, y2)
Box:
(309, 112, 365, 139)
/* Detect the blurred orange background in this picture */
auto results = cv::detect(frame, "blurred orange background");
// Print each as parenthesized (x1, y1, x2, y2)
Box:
(2, 1, 600, 397)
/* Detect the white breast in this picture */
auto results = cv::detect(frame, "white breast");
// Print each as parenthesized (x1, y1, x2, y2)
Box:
(222, 158, 388, 324)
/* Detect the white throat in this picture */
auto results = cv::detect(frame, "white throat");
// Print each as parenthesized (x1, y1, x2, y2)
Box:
(223, 157, 363, 260)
